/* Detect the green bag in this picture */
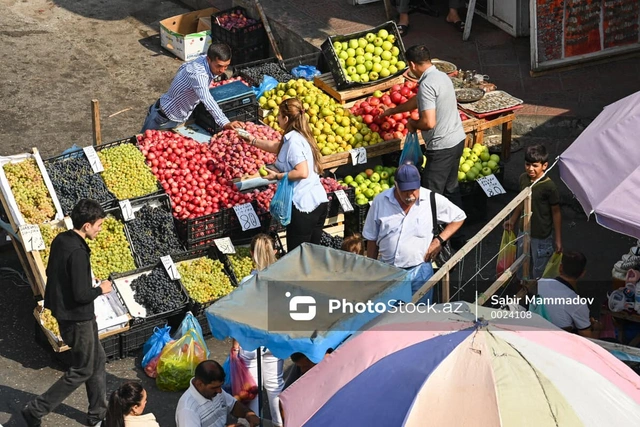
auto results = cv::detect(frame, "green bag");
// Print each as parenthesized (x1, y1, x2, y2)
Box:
(542, 252, 562, 279)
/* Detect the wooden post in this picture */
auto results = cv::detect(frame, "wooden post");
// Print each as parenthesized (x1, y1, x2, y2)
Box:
(475, 253, 526, 305)
(522, 191, 532, 280)
(383, 0, 393, 21)
(442, 270, 450, 302)
(91, 99, 102, 146)
(502, 118, 513, 161)
(463, 0, 476, 41)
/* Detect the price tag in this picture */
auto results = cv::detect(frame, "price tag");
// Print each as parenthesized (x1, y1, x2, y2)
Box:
(476, 174, 506, 197)
(233, 203, 261, 231)
(83, 146, 104, 173)
(349, 147, 367, 165)
(64, 216, 74, 230)
(160, 255, 181, 281)
(214, 237, 236, 254)
(334, 190, 354, 213)
(19, 224, 45, 252)
(119, 200, 135, 221)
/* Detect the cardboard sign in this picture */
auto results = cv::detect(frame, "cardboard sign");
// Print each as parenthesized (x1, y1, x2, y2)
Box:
(233, 203, 260, 231)
(83, 146, 104, 173)
(334, 190, 354, 213)
(19, 224, 45, 252)
(349, 147, 367, 165)
(476, 174, 506, 197)
(119, 200, 135, 222)
(214, 237, 236, 254)
(160, 255, 181, 281)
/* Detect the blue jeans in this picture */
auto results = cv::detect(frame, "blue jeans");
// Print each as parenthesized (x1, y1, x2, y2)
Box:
(141, 101, 180, 133)
(516, 232, 554, 280)
(406, 262, 435, 304)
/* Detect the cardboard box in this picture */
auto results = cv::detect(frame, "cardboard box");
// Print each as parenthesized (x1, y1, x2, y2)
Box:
(160, 8, 217, 61)
(197, 16, 211, 33)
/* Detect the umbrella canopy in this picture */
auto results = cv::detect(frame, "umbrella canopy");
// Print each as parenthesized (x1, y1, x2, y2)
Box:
(559, 90, 640, 239)
(280, 302, 640, 426)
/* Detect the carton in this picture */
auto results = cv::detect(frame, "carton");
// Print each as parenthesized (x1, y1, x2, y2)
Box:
(160, 8, 217, 61)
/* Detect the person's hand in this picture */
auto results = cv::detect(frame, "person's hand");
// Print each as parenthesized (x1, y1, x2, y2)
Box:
(407, 120, 416, 133)
(591, 318, 603, 332)
(555, 238, 562, 254)
(378, 106, 392, 117)
(245, 413, 261, 427)
(425, 239, 441, 262)
(99, 280, 113, 294)
(224, 121, 244, 130)
(264, 170, 279, 181)
(503, 219, 514, 231)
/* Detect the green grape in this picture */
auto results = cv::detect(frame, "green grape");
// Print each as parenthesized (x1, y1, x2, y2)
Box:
(86, 216, 136, 279)
(97, 144, 158, 200)
(41, 308, 60, 337)
(228, 247, 254, 280)
(3, 159, 56, 224)
(177, 257, 234, 304)
(39, 223, 65, 267)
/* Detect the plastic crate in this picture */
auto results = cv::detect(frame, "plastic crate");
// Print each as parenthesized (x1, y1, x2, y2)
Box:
(326, 186, 356, 218)
(174, 208, 227, 248)
(120, 318, 168, 358)
(101, 334, 121, 361)
(194, 103, 259, 135)
(197, 312, 212, 337)
(211, 6, 266, 49)
(283, 51, 329, 74)
(226, 200, 272, 242)
(230, 42, 269, 67)
(320, 21, 408, 90)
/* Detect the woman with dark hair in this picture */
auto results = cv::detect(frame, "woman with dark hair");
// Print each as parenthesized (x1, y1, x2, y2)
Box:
(240, 98, 328, 251)
(105, 381, 159, 427)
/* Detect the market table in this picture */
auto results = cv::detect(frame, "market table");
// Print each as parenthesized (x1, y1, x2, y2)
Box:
(600, 306, 640, 347)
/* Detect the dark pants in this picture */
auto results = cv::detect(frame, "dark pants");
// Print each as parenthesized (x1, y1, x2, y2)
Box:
(422, 140, 465, 209)
(286, 202, 329, 252)
(27, 319, 107, 424)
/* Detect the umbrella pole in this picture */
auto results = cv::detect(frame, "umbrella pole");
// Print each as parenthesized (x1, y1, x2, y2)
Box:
(257, 347, 263, 426)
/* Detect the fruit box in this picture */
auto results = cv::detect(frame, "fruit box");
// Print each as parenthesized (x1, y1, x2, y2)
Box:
(160, 8, 216, 61)
(211, 6, 266, 49)
(321, 21, 408, 91)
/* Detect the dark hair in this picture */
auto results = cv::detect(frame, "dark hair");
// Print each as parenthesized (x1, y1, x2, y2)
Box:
(561, 251, 587, 279)
(290, 352, 308, 363)
(341, 233, 365, 255)
(405, 45, 431, 64)
(71, 199, 106, 230)
(207, 43, 232, 61)
(195, 360, 225, 384)
(524, 144, 549, 164)
(104, 381, 144, 427)
(278, 98, 323, 175)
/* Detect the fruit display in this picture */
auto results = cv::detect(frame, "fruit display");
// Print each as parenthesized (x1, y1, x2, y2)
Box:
(332, 28, 406, 84)
(250, 184, 277, 214)
(131, 266, 185, 315)
(177, 257, 234, 304)
(458, 144, 501, 183)
(45, 155, 114, 214)
(320, 231, 344, 249)
(39, 223, 65, 267)
(227, 247, 254, 281)
(41, 307, 60, 338)
(259, 79, 383, 154)
(215, 9, 258, 30)
(320, 177, 348, 193)
(97, 143, 159, 200)
(3, 159, 56, 224)
(86, 216, 136, 280)
(210, 76, 250, 89)
(126, 204, 183, 267)
(238, 63, 294, 84)
(340, 165, 397, 205)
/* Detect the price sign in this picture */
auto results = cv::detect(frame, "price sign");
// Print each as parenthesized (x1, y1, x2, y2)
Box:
(64, 216, 74, 230)
(119, 200, 135, 222)
(160, 255, 181, 281)
(334, 190, 354, 213)
(83, 146, 104, 173)
(349, 147, 367, 165)
(476, 174, 506, 197)
(214, 237, 236, 254)
(233, 203, 261, 231)
(19, 224, 45, 252)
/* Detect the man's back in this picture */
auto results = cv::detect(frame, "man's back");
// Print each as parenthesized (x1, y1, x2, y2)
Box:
(537, 277, 590, 331)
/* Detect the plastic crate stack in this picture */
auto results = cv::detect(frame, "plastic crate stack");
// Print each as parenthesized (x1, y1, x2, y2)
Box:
(211, 6, 268, 66)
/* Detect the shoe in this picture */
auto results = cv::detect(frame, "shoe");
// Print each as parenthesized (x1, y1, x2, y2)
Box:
(397, 24, 410, 37)
(86, 420, 102, 427)
(21, 406, 42, 427)
(447, 20, 465, 32)
(630, 246, 640, 256)
(613, 261, 628, 280)
(620, 255, 640, 270)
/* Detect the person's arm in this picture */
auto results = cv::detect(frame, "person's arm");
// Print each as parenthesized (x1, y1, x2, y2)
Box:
(504, 204, 523, 232)
(552, 204, 562, 253)
(187, 67, 237, 129)
(273, 161, 308, 182)
(366, 240, 379, 260)
(408, 108, 436, 133)
(571, 305, 597, 338)
(380, 96, 417, 117)
(425, 220, 464, 261)
(68, 250, 106, 304)
(248, 136, 281, 154)
(231, 401, 260, 427)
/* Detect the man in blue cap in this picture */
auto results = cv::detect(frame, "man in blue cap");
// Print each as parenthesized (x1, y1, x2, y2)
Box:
(363, 164, 466, 303)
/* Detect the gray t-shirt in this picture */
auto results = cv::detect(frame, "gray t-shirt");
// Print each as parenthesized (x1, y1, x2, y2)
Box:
(417, 65, 466, 150)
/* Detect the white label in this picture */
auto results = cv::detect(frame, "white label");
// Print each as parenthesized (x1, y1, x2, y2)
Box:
(19, 224, 45, 252)
(214, 237, 236, 254)
(83, 146, 104, 173)
(64, 216, 74, 230)
(334, 189, 354, 213)
(160, 255, 181, 280)
(119, 200, 135, 222)
(476, 174, 506, 197)
(349, 147, 367, 165)
(233, 203, 261, 231)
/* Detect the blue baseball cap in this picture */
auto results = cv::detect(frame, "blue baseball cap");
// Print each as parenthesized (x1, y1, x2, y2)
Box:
(395, 164, 421, 191)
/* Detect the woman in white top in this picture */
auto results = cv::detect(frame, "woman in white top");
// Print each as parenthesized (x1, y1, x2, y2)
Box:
(105, 381, 159, 427)
(242, 98, 328, 251)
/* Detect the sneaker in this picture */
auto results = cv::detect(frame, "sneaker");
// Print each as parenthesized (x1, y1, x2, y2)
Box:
(20, 406, 42, 427)
(620, 255, 640, 270)
(613, 261, 628, 281)
(630, 246, 640, 256)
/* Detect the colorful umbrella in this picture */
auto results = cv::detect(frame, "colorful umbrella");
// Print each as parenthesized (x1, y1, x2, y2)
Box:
(279, 303, 640, 426)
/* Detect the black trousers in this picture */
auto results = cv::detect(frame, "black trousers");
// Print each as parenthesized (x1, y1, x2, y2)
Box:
(27, 318, 107, 424)
(422, 140, 465, 209)
(286, 202, 329, 252)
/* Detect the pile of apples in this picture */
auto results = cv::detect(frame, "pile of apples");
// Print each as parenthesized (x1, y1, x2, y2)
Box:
(215, 10, 258, 31)
(210, 76, 250, 89)
(340, 165, 397, 205)
(458, 144, 501, 182)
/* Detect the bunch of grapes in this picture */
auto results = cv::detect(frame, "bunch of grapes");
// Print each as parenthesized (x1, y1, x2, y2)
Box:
(127, 205, 182, 267)
(3, 159, 56, 224)
(228, 247, 254, 281)
(39, 223, 66, 267)
(97, 144, 158, 200)
(320, 231, 343, 250)
(41, 308, 61, 337)
(45, 156, 114, 214)
(131, 266, 185, 315)
(87, 216, 136, 280)
(177, 257, 234, 304)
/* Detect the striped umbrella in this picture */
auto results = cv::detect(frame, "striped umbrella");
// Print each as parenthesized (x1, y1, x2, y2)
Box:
(279, 302, 640, 426)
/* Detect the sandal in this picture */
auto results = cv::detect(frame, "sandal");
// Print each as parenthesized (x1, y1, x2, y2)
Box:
(448, 20, 465, 32)
(397, 24, 410, 37)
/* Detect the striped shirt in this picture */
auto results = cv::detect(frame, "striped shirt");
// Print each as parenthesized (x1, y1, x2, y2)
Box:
(176, 380, 236, 427)
(160, 55, 230, 127)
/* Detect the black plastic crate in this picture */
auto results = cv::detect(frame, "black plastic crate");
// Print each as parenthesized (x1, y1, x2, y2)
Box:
(226, 200, 272, 242)
(101, 334, 121, 361)
(174, 208, 227, 248)
(120, 318, 168, 358)
(326, 186, 356, 218)
(197, 312, 212, 337)
(211, 6, 267, 49)
(195, 103, 259, 136)
(230, 42, 269, 67)
(320, 21, 408, 90)
(344, 202, 370, 235)
(283, 51, 329, 74)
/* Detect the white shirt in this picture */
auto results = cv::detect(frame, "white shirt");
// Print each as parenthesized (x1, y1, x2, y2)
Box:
(362, 188, 466, 268)
(176, 379, 236, 427)
(537, 278, 591, 330)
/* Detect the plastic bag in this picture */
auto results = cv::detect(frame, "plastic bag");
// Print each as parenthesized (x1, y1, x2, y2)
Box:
(291, 65, 321, 81)
(399, 132, 422, 166)
(156, 328, 208, 391)
(542, 252, 562, 278)
(529, 296, 552, 321)
(222, 354, 232, 393)
(230, 350, 258, 403)
(174, 312, 210, 358)
(252, 75, 278, 99)
(270, 173, 293, 226)
(141, 325, 172, 373)
(496, 230, 517, 277)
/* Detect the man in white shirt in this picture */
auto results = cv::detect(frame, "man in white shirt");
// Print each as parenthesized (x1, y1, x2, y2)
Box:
(363, 164, 466, 303)
(176, 360, 261, 427)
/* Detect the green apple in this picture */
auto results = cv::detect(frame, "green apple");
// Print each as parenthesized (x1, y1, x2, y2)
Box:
(382, 41, 393, 51)
(380, 60, 390, 69)
(487, 160, 498, 171)
(466, 170, 477, 181)
(459, 157, 465, 165)
(377, 29, 389, 39)
(490, 154, 500, 163)
(458, 171, 466, 181)
(389, 176, 395, 185)
(358, 38, 368, 48)
(373, 37, 384, 47)
(374, 165, 384, 172)
(373, 46, 383, 56)
(372, 62, 382, 73)
(346, 57, 357, 67)
(380, 68, 390, 78)
(365, 44, 375, 54)
(381, 50, 392, 61)
(480, 151, 491, 162)
(344, 175, 354, 184)
(369, 71, 379, 81)
(360, 73, 369, 83)
(364, 60, 373, 71)
(396, 60, 406, 69)
(333, 41, 342, 51)
(391, 46, 400, 56)
(365, 189, 375, 199)
(389, 65, 398, 74)
(339, 50, 349, 60)
(481, 167, 492, 176)
(347, 48, 356, 57)
(365, 32, 376, 42)
(386, 34, 396, 43)
(355, 174, 365, 184)
(470, 153, 479, 163)
(347, 65, 357, 75)
(351, 73, 361, 82)
(370, 172, 381, 183)
(356, 64, 367, 74)
(364, 52, 374, 61)
(389, 56, 398, 65)
(380, 171, 389, 179)
(355, 47, 365, 56)
(373, 90, 383, 98)
(338, 58, 345, 67)
(355, 55, 365, 64)
(341, 41, 348, 50)
(460, 163, 471, 173)
(349, 39, 359, 49)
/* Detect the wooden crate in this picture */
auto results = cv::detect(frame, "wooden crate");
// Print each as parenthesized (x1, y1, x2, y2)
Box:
(314, 73, 405, 104)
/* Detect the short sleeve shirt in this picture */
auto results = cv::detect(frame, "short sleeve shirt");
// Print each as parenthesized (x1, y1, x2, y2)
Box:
(518, 174, 560, 238)
(176, 380, 236, 427)
(537, 278, 591, 330)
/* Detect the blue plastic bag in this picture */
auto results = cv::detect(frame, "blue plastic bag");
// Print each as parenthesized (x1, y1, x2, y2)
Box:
(175, 312, 210, 358)
(252, 75, 278, 99)
(291, 65, 321, 81)
(399, 132, 422, 166)
(222, 355, 232, 393)
(270, 173, 293, 226)
(141, 325, 172, 369)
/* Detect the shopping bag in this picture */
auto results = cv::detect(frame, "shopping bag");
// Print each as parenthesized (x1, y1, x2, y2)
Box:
(399, 132, 422, 167)
(222, 354, 232, 393)
(174, 312, 210, 358)
(141, 325, 172, 377)
(252, 75, 278, 99)
(496, 230, 517, 277)
(529, 296, 552, 322)
(291, 65, 321, 81)
(270, 173, 293, 226)
(156, 328, 208, 391)
(542, 252, 562, 278)
(230, 349, 259, 403)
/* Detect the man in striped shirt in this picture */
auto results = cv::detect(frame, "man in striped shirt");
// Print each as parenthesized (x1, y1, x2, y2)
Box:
(142, 43, 244, 132)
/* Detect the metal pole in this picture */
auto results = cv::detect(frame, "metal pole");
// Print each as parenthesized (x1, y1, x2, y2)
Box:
(256, 347, 263, 426)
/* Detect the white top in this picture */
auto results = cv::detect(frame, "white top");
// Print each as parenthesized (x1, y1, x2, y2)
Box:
(176, 379, 236, 427)
(124, 413, 160, 427)
(275, 130, 328, 213)
(537, 278, 591, 330)
(362, 188, 466, 268)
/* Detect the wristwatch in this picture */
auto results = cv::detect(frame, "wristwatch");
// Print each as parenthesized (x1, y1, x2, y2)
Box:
(435, 235, 445, 245)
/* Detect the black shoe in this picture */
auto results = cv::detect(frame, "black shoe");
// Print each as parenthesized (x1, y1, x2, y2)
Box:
(21, 406, 42, 427)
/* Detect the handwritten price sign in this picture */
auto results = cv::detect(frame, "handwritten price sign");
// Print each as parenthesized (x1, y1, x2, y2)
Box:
(349, 147, 367, 166)
(214, 237, 236, 254)
(476, 174, 506, 197)
(160, 255, 181, 281)
(233, 203, 260, 231)
(334, 190, 354, 213)
(20, 224, 45, 252)
(119, 200, 135, 222)
(83, 146, 104, 173)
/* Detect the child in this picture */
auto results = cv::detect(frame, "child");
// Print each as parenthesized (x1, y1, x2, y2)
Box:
(341, 233, 365, 255)
(505, 144, 562, 279)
